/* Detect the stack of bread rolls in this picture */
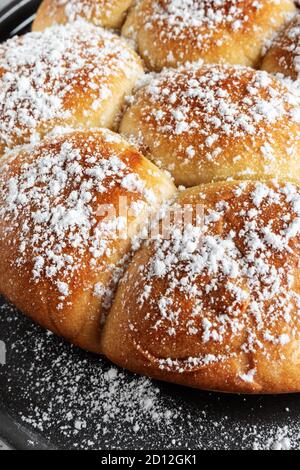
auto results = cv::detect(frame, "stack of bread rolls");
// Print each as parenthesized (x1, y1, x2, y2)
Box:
(1, 0, 300, 393)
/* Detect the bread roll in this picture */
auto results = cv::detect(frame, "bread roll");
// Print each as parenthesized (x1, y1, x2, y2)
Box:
(261, 13, 300, 80)
(32, 0, 134, 31)
(122, 0, 296, 71)
(102, 180, 300, 393)
(120, 64, 300, 187)
(0, 22, 144, 158)
(0, 130, 175, 353)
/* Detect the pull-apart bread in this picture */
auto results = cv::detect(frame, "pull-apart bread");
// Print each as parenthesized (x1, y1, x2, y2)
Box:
(0, 130, 175, 353)
(0, 21, 144, 158)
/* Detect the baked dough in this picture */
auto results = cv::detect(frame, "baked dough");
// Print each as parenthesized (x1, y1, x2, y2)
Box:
(32, 0, 134, 31)
(261, 13, 300, 80)
(102, 180, 300, 393)
(122, 0, 296, 71)
(0, 129, 175, 353)
(120, 64, 300, 186)
(0, 21, 144, 157)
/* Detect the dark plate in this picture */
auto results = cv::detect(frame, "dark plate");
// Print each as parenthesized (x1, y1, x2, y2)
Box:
(1, 0, 300, 451)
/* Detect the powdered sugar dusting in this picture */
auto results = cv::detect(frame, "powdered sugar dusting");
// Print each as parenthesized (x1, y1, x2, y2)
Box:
(124, 181, 300, 379)
(0, 21, 141, 153)
(262, 13, 300, 81)
(1, 302, 300, 449)
(123, 0, 294, 68)
(51, 0, 132, 25)
(121, 63, 300, 180)
(143, 0, 262, 41)
(0, 130, 160, 309)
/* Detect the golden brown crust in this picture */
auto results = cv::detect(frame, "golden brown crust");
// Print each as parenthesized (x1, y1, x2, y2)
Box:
(261, 13, 300, 80)
(120, 64, 300, 187)
(32, 0, 134, 31)
(122, 0, 296, 71)
(0, 130, 176, 353)
(0, 21, 144, 158)
(102, 180, 300, 393)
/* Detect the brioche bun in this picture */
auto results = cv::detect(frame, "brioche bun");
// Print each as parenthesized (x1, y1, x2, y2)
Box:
(120, 64, 300, 187)
(32, 0, 134, 31)
(0, 21, 144, 158)
(0, 130, 175, 353)
(102, 179, 300, 393)
(122, 0, 296, 71)
(261, 13, 300, 80)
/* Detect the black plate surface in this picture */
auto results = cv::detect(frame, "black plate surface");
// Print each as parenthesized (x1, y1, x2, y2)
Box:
(1, 0, 300, 451)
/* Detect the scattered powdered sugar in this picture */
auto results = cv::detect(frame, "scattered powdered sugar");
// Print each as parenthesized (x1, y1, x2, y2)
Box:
(123, 63, 300, 168)
(1, 305, 178, 449)
(51, 0, 129, 24)
(149, 0, 261, 36)
(128, 0, 264, 45)
(0, 130, 157, 308)
(2, 302, 300, 450)
(0, 21, 139, 152)
(124, 0, 294, 68)
(253, 427, 292, 450)
(263, 13, 300, 81)
(239, 369, 256, 384)
(1, 1, 300, 451)
(126, 181, 300, 377)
